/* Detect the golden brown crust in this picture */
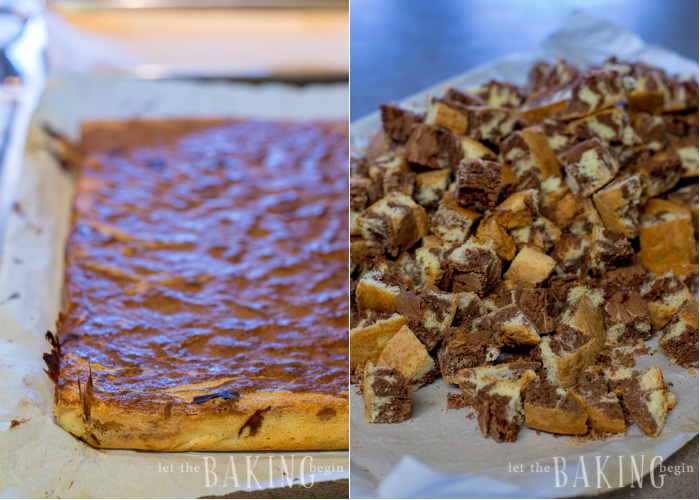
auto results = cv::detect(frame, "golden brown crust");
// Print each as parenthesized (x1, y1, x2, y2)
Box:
(503, 246, 556, 286)
(475, 214, 517, 260)
(638, 198, 697, 274)
(377, 325, 437, 389)
(350, 314, 408, 369)
(554, 341, 597, 389)
(568, 392, 625, 434)
(55, 382, 348, 451)
(524, 403, 588, 435)
(566, 296, 606, 352)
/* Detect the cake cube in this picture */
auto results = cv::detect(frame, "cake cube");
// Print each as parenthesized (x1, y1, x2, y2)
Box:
(659, 299, 699, 368)
(519, 85, 572, 124)
(356, 262, 414, 313)
(363, 362, 412, 424)
(641, 273, 691, 330)
(589, 226, 634, 276)
(444, 238, 502, 296)
(564, 281, 606, 309)
(569, 367, 626, 434)
(453, 291, 487, 329)
(559, 296, 606, 351)
(405, 124, 462, 170)
(351, 152, 370, 178)
(366, 128, 391, 161)
(454, 159, 503, 212)
(414, 168, 452, 211)
(458, 362, 541, 406)
(437, 329, 500, 384)
(606, 366, 674, 437)
(663, 111, 699, 137)
(639, 198, 695, 248)
(499, 126, 561, 181)
(562, 138, 620, 197)
(663, 77, 698, 112)
(497, 287, 557, 334)
(551, 235, 592, 277)
(672, 264, 699, 295)
(503, 246, 556, 286)
(425, 96, 469, 134)
(567, 108, 640, 146)
(631, 112, 665, 151)
(534, 324, 598, 388)
(350, 177, 375, 236)
(638, 199, 696, 275)
(379, 103, 424, 144)
(633, 150, 682, 198)
(475, 304, 541, 347)
(541, 59, 581, 89)
(593, 172, 646, 239)
(370, 152, 416, 197)
(667, 183, 699, 234)
(540, 189, 578, 228)
(567, 197, 605, 238)
(395, 290, 459, 351)
(475, 213, 517, 260)
(598, 263, 649, 298)
(470, 80, 524, 108)
(527, 61, 552, 93)
(415, 245, 448, 287)
(602, 291, 653, 345)
(350, 310, 409, 369)
(350, 237, 384, 277)
(463, 106, 521, 145)
(377, 325, 440, 390)
(510, 216, 561, 253)
(563, 70, 632, 120)
(626, 65, 667, 114)
(523, 379, 588, 435)
(476, 380, 525, 442)
(459, 136, 498, 161)
(431, 194, 481, 243)
(500, 169, 540, 202)
(631, 150, 681, 198)
(491, 189, 539, 229)
(541, 118, 573, 158)
(669, 135, 699, 178)
(358, 192, 430, 258)
(397, 249, 422, 288)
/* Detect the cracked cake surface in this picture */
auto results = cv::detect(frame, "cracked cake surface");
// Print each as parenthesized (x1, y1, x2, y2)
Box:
(47, 119, 350, 451)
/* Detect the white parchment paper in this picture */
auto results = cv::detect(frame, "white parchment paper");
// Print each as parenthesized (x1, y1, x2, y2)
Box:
(0, 75, 349, 499)
(350, 11, 699, 499)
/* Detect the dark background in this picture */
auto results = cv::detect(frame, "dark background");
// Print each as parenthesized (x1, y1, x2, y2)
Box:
(350, 0, 700, 120)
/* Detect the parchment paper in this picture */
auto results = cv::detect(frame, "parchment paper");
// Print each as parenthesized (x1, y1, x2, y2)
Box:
(0, 75, 349, 499)
(350, 11, 699, 499)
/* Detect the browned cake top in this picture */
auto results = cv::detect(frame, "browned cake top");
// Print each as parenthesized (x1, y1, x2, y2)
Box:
(56, 119, 349, 410)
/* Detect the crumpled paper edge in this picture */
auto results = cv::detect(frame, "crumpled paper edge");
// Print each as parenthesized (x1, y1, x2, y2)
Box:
(0, 75, 349, 499)
(350, 10, 699, 499)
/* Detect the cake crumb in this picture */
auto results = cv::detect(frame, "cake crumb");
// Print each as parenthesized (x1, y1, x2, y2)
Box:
(689, 369, 696, 375)
(569, 427, 617, 443)
(447, 392, 471, 410)
(610, 347, 637, 368)
(9, 418, 29, 428)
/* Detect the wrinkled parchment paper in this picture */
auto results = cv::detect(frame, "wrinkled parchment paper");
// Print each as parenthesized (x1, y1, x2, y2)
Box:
(0, 76, 349, 499)
(350, 12, 699, 499)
